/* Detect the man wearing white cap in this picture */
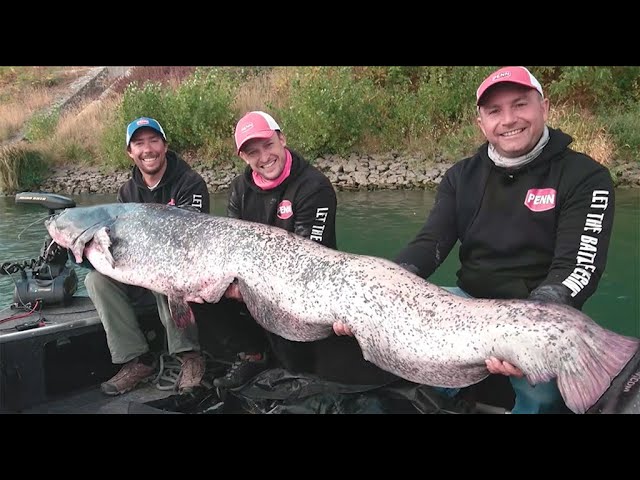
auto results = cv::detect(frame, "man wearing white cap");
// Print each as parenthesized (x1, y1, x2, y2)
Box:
(212, 111, 396, 388)
(337, 67, 616, 414)
(209, 111, 338, 388)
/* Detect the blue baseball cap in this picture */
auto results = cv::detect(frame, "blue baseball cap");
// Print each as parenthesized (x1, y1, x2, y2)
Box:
(126, 117, 167, 146)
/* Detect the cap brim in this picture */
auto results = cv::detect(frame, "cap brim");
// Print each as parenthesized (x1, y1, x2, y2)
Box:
(237, 130, 277, 153)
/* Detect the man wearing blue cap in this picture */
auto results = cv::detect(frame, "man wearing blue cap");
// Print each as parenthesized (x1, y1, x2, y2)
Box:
(85, 116, 211, 396)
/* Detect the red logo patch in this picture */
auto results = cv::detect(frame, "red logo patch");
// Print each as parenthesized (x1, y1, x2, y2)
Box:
(524, 188, 556, 212)
(277, 199, 293, 220)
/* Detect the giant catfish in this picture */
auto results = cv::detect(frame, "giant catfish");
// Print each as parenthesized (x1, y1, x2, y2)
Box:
(45, 203, 640, 414)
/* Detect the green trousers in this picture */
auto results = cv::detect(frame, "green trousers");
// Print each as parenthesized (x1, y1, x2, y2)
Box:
(85, 270, 200, 364)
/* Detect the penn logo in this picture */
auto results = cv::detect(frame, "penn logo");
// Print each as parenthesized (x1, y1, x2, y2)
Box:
(277, 199, 293, 220)
(524, 188, 557, 212)
(492, 71, 512, 82)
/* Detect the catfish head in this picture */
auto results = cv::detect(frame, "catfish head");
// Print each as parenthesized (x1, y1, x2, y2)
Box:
(44, 204, 130, 264)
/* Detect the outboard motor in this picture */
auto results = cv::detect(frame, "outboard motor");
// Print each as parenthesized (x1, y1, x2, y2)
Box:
(1, 192, 78, 307)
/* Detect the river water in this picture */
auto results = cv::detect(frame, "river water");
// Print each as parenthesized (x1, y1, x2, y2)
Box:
(1, 189, 638, 336)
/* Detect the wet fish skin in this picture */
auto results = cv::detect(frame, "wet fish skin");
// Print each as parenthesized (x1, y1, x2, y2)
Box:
(45, 203, 640, 414)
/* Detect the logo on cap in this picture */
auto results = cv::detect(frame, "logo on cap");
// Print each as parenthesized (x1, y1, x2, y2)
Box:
(235, 111, 281, 153)
(492, 71, 512, 82)
(476, 66, 543, 105)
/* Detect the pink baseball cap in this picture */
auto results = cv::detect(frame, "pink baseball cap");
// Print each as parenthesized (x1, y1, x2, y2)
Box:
(476, 66, 543, 105)
(234, 111, 281, 153)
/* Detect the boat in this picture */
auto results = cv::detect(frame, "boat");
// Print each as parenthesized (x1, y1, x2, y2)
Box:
(1, 193, 638, 414)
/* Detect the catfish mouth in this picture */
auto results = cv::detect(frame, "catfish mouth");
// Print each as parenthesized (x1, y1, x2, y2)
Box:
(46, 214, 106, 262)
(44, 213, 61, 234)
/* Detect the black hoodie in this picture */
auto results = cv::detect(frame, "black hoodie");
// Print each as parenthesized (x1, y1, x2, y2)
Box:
(227, 149, 337, 248)
(117, 150, 210, 214)
(395, 127, 615, 310)
(226, 149, 351, 378)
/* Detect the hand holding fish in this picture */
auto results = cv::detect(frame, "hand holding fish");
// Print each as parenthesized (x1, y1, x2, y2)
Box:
(333, 321, 354, 336)
(485, 356, 524, 377)
(334, 322, 525, 379)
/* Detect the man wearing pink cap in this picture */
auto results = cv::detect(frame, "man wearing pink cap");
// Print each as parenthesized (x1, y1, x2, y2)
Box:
(212, 111, 391, 388)
(337, 67, 616, 414)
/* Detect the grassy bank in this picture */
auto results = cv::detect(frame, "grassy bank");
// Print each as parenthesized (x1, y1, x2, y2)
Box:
(1, 66, 639, 193)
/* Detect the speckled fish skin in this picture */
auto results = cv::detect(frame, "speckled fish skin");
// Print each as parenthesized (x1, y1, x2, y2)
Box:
(45, 203, 640, 414)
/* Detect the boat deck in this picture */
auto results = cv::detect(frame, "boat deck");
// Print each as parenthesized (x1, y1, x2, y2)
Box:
(1, 296, 102, 344)
(0, 295, 168, 413)
(2, 296, 637, 414)
(22, 382, 177, 414)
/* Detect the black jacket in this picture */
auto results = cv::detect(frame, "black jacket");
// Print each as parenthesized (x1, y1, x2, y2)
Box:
(225, 149, 383, 381)
(228, 149, 337, 248)
(118, 151, 210, 214)
(395, 128, 615, 310)
(75, 151, 210, 272)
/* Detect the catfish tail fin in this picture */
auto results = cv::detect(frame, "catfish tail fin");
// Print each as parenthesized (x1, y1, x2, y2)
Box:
(557, 328, 639, 414)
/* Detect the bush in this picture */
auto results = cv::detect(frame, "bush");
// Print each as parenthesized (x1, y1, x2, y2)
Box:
(162, 68, 237, 160)
(0, 144, 49, 193)
(274, 67, 382, 158)
(602, 103, 640, 162)
(100, 68, 239, 167)
(536, 66, 640, 110)
(24, 109, 59, 142)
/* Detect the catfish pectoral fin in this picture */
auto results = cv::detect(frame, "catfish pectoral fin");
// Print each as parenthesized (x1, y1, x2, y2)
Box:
(93, 227, 115, 268)
(168, 297, 195, 329)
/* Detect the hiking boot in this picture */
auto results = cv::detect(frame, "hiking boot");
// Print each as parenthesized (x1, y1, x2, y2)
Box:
(213, 352, 268, 389)
(101, 357, 156, 396)
(177, 351, 205, 393)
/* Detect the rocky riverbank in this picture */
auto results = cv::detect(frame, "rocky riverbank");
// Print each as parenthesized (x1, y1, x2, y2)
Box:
(34, 152, 640, 195)
(36, 152, 456, 195)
